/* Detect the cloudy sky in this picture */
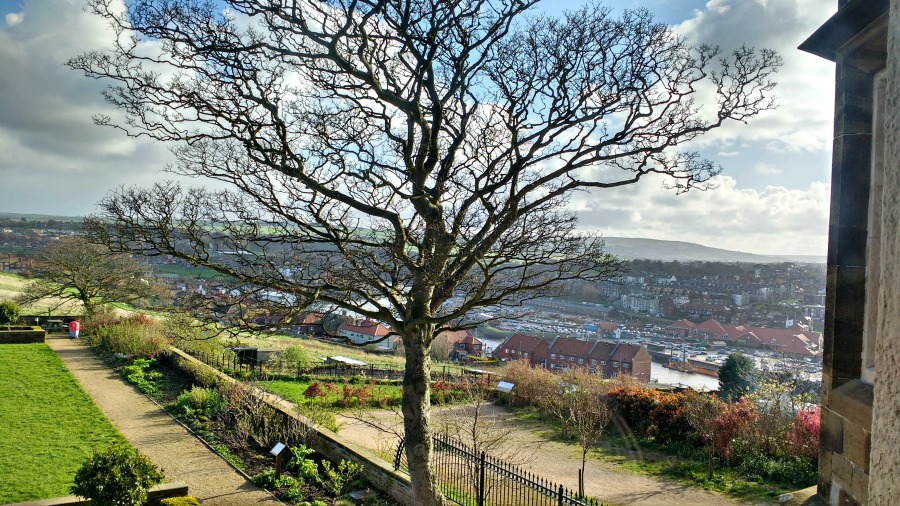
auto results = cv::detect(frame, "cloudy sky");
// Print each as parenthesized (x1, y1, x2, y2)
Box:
(0, 0, 836, 256)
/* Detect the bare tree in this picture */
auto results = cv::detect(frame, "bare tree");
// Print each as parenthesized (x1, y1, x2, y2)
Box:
(567, 370, 612, 496)
(17, 236, 157, 315)
(683, 391, 723, 480)
(69, 1, 780, 502)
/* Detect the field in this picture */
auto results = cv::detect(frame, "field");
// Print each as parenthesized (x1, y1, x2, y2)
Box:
(0, 343, 126, 503)
(0, 271, 82, 315)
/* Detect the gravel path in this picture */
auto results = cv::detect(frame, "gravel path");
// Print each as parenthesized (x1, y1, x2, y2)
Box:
(335, 406, 744, 506)
(46, 335, 281, 506)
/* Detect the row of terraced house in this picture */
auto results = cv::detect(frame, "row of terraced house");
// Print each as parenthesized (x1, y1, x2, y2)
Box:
(492, 333, 651, 381)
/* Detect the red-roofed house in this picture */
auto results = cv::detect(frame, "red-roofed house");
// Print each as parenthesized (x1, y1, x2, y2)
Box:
(547, 337, 596, 371)
(610, 343, 652, 381)
(338, 320, 394, 350)
(493, 333, 550, 367)
(440, 330, 484, 361)
(692, 319, 730, 341)
(668, 319, 696, 337)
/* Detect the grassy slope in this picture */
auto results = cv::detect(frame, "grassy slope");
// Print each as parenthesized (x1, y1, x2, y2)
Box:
(0, 343, 125, 503)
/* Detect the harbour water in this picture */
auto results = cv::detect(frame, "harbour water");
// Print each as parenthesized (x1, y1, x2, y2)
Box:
(650, 361, 719, 391)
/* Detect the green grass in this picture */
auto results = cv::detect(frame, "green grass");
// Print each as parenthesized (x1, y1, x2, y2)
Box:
(260, 379, 402, 409)
(153, 263, 223, 280)
(0, 343, 126, 503)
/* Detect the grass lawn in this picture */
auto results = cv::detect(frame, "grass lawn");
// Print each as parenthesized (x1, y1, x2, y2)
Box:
(260, 379, 402, 409)
(0, 343, 126, 503)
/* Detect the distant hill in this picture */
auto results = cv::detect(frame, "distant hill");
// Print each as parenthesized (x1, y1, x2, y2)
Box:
(599, 237, 825, 264)
(0, 211, 84, 222)
(0, 211, 824, 264)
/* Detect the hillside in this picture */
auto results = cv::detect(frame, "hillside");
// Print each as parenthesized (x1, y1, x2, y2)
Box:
(0, 211, 824, 264)
(599, 237, 824, 264)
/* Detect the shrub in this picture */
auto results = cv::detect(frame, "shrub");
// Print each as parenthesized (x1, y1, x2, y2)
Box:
(317, 459, 364, 496)
(786, 406, 820, 460)
(91, 320, 171, 357)
(71, 444, 164, 506)
(160, 497, 201, 506)
(288, 444, 320, 482)
(0, 300, 20, 325)
(122, 358, 162, 395)
(172, 386, 225, 420)
(252, 468, 298, 490)
(303, 382, 327, 399)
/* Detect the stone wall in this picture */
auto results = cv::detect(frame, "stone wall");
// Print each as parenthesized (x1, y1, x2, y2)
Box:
(868, 1, 900, 503)
(0, 326, 46, 344)
(8, 481, 189, 506)
(168, 347, 416, 505)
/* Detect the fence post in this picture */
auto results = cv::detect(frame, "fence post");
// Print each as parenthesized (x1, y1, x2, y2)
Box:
(477, 451, 486, 506)
(558, 484, 564, 506)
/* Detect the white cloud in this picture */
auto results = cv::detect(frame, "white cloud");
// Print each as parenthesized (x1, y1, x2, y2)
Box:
(675, 0, 837, 154)
(5, 12, 23, 27)
(0, 1, 176, 215)
(754, 163, 782, 176)
(573, 175, 829, 256)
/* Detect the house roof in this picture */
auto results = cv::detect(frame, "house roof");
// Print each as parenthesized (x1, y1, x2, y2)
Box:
(548, 337, 595, 357)
(610, 343, 646, 363)
(588, 341, 617, 360)
(338, 320, 390, 337)
(441, 329, 483, 346)
(498, 333, 546, 354)
(669, 319, 696, 330)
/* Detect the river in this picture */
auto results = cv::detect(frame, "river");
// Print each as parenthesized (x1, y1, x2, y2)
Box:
(482, 337, 719, 391)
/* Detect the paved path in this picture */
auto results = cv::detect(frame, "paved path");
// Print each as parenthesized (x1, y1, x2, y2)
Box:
(46, 335, 281, 506)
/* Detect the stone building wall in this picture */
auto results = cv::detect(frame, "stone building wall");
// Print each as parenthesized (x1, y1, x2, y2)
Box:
(869, 2, 900, 503)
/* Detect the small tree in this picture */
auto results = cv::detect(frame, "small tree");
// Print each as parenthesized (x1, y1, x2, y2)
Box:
(17, 237, 158, 315)
(683, 392, 723, 480)
(0, 300, 20, 325)
(567, 370, 612, 496)
(71, 444, 164, 506)
(718, 352, 759, 400)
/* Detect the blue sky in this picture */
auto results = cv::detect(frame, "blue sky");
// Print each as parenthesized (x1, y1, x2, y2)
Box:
(0, 0, 837, 255)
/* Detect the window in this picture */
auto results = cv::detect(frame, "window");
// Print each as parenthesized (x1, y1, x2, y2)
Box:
(623, 363, 631, 369)
(551, 353, 556, 359)
(569, 356, 574, 362)
(524, 352, 529, 358)
(578, 358, 583, 364)
(862, 69, 886, 386)
(613, 361, 619, 368)
(590, 359, 596, 365)
(600, 360, 607, 365)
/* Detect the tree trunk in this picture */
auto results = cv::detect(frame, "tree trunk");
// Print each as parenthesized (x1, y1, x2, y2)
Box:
(402, 332, 448, 505)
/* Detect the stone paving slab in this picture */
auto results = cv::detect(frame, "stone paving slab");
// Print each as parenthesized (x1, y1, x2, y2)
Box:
(46, 336, 282, 506)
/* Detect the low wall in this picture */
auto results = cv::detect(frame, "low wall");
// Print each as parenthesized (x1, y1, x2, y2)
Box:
(0, 326, 46, 344)
(8, 481, 189, 506)
(168, 347, 415, 505)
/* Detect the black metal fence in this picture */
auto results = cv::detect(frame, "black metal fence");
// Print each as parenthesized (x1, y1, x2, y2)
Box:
(189, 350, 495, 384)
(394, 433, 603, 506)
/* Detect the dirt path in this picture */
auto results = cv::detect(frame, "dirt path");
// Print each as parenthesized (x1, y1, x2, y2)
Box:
(46, 335, 281, 506)
(335, 406, 744, 506)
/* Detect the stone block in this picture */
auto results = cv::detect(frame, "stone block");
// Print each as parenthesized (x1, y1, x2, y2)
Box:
(843, 422, 871, 473)
(839, 488, 863, 506)
(847, 466, 869, 505)
(832, 453, 854, 487)
(831, 380, 874, 430)
(822, 408, 845, 453)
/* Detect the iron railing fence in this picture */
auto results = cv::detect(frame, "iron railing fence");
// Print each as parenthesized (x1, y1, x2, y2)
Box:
(394, 433, 603, 506)
(189, 350, 495, 384)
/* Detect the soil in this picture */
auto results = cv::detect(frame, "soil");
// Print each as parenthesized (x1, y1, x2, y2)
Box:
(336, 405, 751, 506)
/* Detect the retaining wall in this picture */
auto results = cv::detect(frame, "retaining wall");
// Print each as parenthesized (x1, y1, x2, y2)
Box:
(8, 481, 189, 506)
(168, 347, 416, 505)
(0, 326, 46, 344)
